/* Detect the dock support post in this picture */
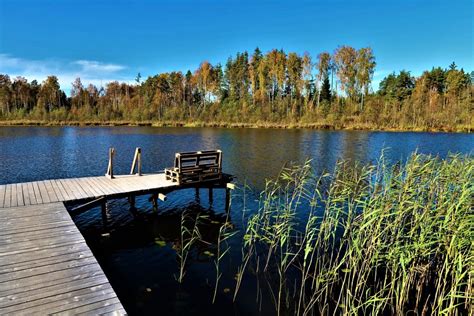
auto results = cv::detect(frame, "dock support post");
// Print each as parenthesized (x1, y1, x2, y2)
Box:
(130, 147, 142, 176)
(225, 183, 235, 214)
(151, 194, 158, 210)
(195, 187, 200, 202)
(105, 148, 115, 179)
(148, 193, 166, 211)
(209, 187, 213, 205)
(101, 201, 108, 229)
(129, 195, 136, 208)
(225, 188, 231, 213)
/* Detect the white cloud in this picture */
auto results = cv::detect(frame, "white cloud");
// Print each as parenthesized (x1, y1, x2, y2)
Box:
(0, 54, 132, 94)
(73, 60, 126, 73)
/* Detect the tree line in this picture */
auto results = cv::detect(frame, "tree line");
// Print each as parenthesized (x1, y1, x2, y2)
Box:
(0, 46, 472, 130)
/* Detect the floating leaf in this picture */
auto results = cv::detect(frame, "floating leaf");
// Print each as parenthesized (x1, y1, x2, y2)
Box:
(154, 239, 166, 247)
(204, 250, 215, 257)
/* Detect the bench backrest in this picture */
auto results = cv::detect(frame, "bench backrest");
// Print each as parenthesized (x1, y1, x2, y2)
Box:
(174, 150, 222, 173)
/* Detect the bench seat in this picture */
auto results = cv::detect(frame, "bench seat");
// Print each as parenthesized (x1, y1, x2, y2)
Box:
(165, 150, 222, 184)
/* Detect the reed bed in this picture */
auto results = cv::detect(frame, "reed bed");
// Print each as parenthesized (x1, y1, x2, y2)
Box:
(233, 153, 473, 315)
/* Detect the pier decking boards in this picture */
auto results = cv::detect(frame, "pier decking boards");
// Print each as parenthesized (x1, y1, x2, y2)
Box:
(0, 172, 232, 314)
(0, 202, 126, 314)
(0, 174, 178, 208)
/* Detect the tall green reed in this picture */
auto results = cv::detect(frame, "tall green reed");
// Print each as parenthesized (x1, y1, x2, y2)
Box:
(234, 153, 473, 316)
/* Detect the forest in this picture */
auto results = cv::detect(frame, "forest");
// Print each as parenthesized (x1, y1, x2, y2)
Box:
(0, 46, 472, 131)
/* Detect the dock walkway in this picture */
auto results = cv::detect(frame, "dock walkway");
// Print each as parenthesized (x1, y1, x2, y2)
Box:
(0, 202, 126, 314)
(0, 171, 232, 314)
(0, 173, 177, 209)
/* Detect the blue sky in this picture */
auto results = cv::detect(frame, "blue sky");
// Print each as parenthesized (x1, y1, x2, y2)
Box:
(0, 0, 472, 92)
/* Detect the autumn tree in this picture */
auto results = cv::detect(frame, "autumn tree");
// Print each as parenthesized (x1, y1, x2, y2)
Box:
(333, 45, 358, 112)
(302, 52, 314, 111)
(37, 76, 62, 113)
(249, 48, 263, 106)
(71, 77, 84, 110)
(287, 52, 303, 116)
(316, 52, 332, 108)
(355, 47, 376, 109)
(0, 75, 12, 115)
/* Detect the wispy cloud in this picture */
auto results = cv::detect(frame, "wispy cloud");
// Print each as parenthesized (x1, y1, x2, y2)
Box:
(73, 60, 126, 73)
(0, 54, 132, 92)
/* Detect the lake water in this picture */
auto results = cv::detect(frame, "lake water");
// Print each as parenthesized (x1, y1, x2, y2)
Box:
(0, 126, 473, 315)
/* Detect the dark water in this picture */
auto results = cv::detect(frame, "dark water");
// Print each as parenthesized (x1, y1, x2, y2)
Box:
(0, 127, 473, 315)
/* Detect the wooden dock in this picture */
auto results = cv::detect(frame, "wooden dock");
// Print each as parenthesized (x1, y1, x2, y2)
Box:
(0, 202, 126, 314)
(0, 173, 232, 314)
(0, 148, 233, 314)
(0, 173, 178, 209)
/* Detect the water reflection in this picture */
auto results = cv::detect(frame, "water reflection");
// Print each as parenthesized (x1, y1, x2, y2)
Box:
(70, 195, 237, 316)
(76, 201, 229, 255)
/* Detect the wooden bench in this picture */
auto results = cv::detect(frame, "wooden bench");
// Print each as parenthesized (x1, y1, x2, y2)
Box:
(165, 150, 223, 184)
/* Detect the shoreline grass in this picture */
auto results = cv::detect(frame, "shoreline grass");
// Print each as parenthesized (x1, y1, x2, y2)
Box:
(0, 119, 471, 133)
(232, 153, 473, 315)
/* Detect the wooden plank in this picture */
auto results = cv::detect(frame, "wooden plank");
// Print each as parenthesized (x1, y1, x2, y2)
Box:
(68, 178, 89, 199)
(0, 201, 125, 313)
(70, 197, 106, 216)
(75, 178, 97, 198)
(10, 183, 17, 207)
(0, 214, 70, 228)
(44, 180, 59, 202)
(16, 183, 25, 206)
(1, 172, 181, 209)
(89, 177, 117, 195)
(82, 177, 104, 197)
(0, 185, 5, 208)
(0, 232, 85, 254)
(32, 181, 43, 204)
(56, 179, 73, 201)
(102, 177, 126, 194)
(0, 262, 103, 295)
(21, 183, 30, 206)
(0, 207, 71, 225)
(0, 226, 80, 253)
(26, 182, 37, 205)
(5, 285, 117, 315)
(86, 177, 110, 195)
(0, 256, 98, 283)
(0, 207, 67, 221)
(0, 241, 89, 268)
(49, 179, 64, 201)
(0, 248, 93, 274)
(0, 274, 109, 309)
(74, 299, 124, 315)
(0, 201, 65, 216)
(0, 264, 102, 297)
(0, 207, 76, 228)
(0, 221, 77, 239)
(60, 178, 82, 200)
(88, 177, 109, 195)
(0, 223, 80, 245)
(37, 181, 50, 203)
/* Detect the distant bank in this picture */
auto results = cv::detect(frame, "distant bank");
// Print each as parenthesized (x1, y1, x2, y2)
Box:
(0, 119, 471, 133)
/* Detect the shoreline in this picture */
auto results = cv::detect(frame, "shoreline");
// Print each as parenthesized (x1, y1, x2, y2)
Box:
(0, 120, 471, 133)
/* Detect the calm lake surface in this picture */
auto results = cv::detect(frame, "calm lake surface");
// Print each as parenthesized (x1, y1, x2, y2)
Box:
(1, 126, 473, 315)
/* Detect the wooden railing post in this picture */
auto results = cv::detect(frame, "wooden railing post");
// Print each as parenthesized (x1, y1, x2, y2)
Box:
(130, 147, 142, 176)
(105, 148, 115, 179)
(217, 149, 223, 172)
